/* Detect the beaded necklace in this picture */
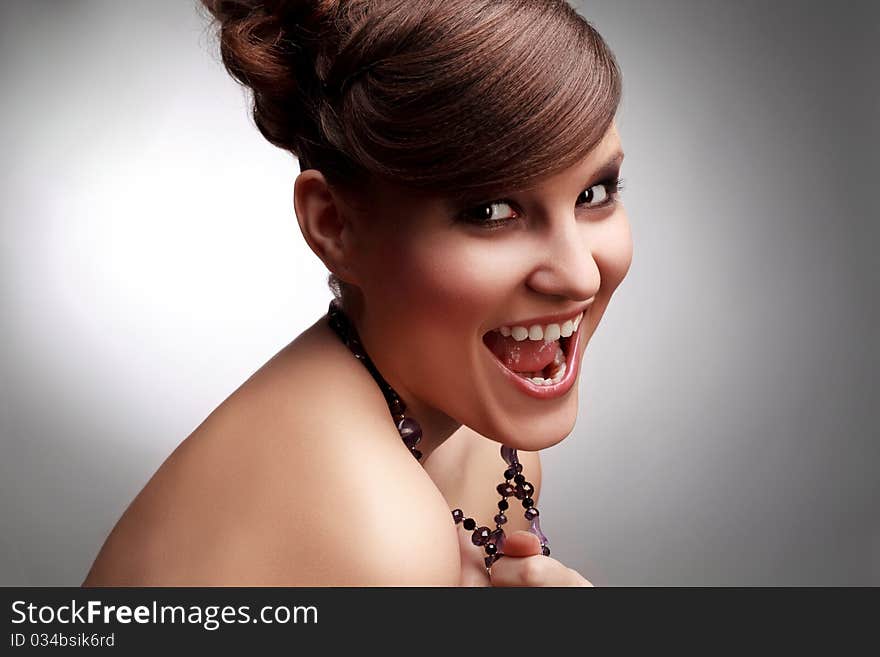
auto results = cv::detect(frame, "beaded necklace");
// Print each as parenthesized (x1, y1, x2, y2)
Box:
(327, 300, 550, 577)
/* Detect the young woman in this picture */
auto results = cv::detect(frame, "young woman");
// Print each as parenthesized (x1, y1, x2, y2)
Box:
(83, 0, 632, 587)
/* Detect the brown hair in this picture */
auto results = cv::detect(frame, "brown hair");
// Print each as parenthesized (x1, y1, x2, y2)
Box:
(199, 0, 622, 303)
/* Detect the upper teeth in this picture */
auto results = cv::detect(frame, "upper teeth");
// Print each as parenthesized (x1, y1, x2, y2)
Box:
(498, 312, 583, 342)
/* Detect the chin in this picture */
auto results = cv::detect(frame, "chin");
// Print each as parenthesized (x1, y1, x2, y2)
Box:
(474, 388, 580, 452)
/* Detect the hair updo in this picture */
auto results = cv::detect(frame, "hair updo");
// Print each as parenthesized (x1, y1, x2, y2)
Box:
(200, 0, 622, 304)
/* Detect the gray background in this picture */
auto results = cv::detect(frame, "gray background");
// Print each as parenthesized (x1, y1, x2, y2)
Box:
(1, 0, 877, 586)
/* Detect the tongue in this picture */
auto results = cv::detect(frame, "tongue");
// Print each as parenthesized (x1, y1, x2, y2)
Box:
(484, 332, 560, 373)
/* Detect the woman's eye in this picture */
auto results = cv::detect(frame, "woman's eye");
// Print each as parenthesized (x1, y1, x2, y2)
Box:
(459, 177, 622, 229)
(577, 178, 623, 207)
(577, 183, 609, 207)
(460, 200, 517, 226)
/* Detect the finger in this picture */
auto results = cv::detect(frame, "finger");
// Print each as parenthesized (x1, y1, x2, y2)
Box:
(499, 530, 542, 557)
(489, 555, 587, 587)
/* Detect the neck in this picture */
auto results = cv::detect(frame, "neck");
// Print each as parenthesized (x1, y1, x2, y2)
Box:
(387, 381, 462, 463)
(325, 300, 462, 462)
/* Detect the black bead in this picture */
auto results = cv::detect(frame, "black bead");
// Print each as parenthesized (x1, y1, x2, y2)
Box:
(411, 449, 422, 460)
(497, 499, 509, 511)
(514, 463, 523, 473)
(463, 517, 476, 531)
(503, 468, 515, 480)
(522, 497, 534, 508)
(472, 526, 491, 547)
(514, 473, 525, 484)
(485, 543, 497, 555)
(542, 545, 551, 557)
(496, 483, 515, 498)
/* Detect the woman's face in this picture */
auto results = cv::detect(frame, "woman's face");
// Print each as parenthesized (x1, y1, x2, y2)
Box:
(346, 121, 632, 450)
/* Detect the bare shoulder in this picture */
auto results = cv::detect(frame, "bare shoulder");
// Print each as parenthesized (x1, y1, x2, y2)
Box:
(83, 318, 461, 586)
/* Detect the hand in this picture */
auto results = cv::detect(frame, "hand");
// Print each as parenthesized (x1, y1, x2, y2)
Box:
(488, 531, 593, 587)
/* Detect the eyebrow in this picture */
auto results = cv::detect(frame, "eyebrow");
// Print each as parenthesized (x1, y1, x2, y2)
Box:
(584, 151, 625, 188)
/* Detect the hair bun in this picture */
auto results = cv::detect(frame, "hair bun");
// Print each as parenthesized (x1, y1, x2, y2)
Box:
(202, 0, 621, 203)
(200, 0, 342, 151)
(202, 0, 341, 33)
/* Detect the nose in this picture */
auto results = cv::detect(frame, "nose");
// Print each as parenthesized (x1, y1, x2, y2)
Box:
(525, 212, 600, 301)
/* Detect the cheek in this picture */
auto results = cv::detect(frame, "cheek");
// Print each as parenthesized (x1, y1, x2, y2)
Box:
(594, 208, 633, 291)
(380, 236, 517, 327)
(583, 209, 633, 332)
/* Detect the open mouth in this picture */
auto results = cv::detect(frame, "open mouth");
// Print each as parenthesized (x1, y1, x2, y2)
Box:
(481, 312, 583, 386)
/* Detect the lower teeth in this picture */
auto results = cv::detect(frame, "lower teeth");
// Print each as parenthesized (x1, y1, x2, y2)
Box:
(525, 362, 566, 386)
(516, 344, 567, 386)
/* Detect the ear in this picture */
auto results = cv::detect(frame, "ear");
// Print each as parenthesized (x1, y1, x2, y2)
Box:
(293, 169, 357, 284)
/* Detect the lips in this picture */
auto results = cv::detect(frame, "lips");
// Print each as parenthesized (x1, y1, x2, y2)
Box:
(483, 309, 586, 400)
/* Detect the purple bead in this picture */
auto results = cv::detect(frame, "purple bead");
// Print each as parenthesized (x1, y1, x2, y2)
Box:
(501, 445, 519, 466)
(494, 513, 507, 525)
(489, 528, 506, 553)
(524, 507, 539, 521)
(397, 417, 422, 448)
(485, 556, 494, 569)
(471, 526, 491, 547)
(514, 482, 534, 499)
(496, 483, 515, 498)
(528, 515, 548, 547)
(452, 509, 463, 524)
